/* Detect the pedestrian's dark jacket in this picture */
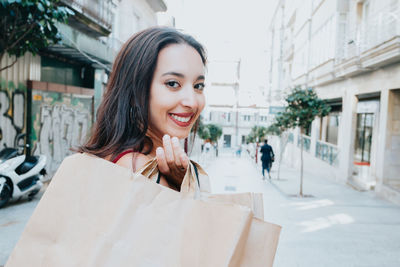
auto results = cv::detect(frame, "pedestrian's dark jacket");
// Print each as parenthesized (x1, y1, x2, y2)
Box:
(260, 144, 274, 162)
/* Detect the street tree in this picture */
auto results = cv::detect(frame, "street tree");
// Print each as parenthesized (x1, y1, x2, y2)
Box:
(246, 126, 268, 163)
(197, 123, 222, 156)
(0, 0, 73, 72)
(274, 87, 330, 197)
(207, 124, 222, 156)
(267, 112, 292, 180)
(198, 126, 210, 141)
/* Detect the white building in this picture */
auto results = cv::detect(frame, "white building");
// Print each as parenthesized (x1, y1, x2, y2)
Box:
(203, 60, 270, 149)
(269, 0, 400, 204)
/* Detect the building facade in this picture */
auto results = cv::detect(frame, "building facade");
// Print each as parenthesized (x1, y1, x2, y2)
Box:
(203, 60, 270, 149)
(269, 0, 400, 204)
(0, 0, 166, 172)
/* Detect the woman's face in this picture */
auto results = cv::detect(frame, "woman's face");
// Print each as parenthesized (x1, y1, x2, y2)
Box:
(148, 44, 206, 140)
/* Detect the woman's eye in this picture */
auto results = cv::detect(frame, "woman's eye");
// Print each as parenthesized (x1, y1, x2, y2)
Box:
(194, 83, 205, 91)
(165, 81, 180, 88)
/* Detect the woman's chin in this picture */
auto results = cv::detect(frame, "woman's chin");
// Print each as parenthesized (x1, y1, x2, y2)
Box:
(165, 129, 190, 139)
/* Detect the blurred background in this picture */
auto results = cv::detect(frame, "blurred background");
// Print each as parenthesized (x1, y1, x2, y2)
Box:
(1, 0, 400, 266)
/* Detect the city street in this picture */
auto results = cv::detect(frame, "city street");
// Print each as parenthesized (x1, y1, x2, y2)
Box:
(0, 190, 44, 266)
(1, 151, 400, 267)
(205, 150, 400, 267)
(2, 0, 400, 266)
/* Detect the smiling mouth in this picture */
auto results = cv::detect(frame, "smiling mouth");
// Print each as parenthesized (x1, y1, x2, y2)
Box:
(168, 113, 195, 127)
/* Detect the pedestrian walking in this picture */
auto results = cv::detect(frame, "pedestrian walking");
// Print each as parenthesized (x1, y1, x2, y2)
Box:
(260, 139, 274, 179)
(236, 144, 242, 157)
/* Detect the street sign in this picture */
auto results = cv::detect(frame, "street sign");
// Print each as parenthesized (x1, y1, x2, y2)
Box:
(269, 106, 285, 114)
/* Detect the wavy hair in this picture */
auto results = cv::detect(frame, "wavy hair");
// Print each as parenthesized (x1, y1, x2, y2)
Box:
(79, 27, 207, 161)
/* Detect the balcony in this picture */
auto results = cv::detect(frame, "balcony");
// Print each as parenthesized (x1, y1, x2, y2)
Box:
(315, 140, 339, 166)
(335, 4, 400, 77)
(60, 0, 114, 37)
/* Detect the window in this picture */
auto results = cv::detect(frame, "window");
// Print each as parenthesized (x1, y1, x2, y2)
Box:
(326, 112, 341, 145)
(320, 100, 342, 144)
(243, 115, 251, 121)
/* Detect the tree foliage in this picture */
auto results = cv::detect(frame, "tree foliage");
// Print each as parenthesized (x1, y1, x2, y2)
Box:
(266, 112, 292, 136)
(269, 87, 331, 133)
(284, 87, 330, 130)
(198, 122, 222, 143)
(246, 126, 268, 143)
(206, 124, 223, 143)
(0, 0, 73, 71)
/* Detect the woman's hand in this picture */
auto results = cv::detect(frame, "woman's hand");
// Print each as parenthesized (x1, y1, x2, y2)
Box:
(156, 135, 189, 190)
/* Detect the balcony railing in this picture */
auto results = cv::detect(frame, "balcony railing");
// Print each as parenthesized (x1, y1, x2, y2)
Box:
(297, 134, 311, 152)
(338, 3, 400, 62)
(61, 0, 114, 31)
(315, 140, 339, 166)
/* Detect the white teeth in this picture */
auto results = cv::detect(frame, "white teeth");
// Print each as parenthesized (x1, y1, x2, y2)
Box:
(171, 114, 191, 123)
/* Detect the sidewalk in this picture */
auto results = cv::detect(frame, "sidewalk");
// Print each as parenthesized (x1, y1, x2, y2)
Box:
(205, 151, 400, 267)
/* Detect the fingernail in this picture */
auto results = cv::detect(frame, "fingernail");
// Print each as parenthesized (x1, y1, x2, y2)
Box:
(156, 147, 163, 154)
(163, 134, 170, 141)
(172, 137, 179, 143)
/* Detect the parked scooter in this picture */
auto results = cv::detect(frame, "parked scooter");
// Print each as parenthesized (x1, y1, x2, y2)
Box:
(0, 134, 47, 208)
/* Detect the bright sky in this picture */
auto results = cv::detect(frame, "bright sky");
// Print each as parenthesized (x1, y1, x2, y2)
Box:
(161, 0, 278, 107)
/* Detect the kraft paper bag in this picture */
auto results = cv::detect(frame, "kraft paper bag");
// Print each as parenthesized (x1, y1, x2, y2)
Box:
(134, 154, 282, 267)
(134, 158, 282, 267)
(204, 194, 281, 267)
(6, 153, 280, 267)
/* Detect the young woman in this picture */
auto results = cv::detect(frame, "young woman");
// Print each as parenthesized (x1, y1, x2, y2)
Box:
(79, 27, 207, 191)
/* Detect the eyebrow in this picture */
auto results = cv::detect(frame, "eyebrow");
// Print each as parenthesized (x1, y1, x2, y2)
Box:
(162, 72, 205, 81)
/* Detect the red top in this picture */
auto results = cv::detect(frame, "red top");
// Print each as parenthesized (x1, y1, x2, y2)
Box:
(112, 150, 134, 163)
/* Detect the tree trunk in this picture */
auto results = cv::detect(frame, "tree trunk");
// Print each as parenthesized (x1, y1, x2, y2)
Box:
(277, 132, 289, 180)
(300, 135, 304, 197)
(255, 142, 259, 164)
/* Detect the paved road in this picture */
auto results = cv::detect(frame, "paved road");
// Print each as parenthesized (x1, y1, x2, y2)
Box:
(205, 151, 400, 267)
(0, 189, 44, 266)
(1, 151, 399, 267)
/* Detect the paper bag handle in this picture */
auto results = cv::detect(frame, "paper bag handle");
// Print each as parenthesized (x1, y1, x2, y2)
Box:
(135, 157, 200, 196)
(156, 164, 199, 187)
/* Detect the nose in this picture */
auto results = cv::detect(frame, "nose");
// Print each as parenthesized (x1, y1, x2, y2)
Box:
(180, 85, 198, 109)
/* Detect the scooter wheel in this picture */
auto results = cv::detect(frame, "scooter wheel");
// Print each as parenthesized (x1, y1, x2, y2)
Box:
(28, 189, 40, 201)
(0, 183, 11, 208)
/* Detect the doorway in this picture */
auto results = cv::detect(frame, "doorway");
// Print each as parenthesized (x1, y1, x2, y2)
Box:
(223, 134, 231, 148)
(353, 98, 379, 182)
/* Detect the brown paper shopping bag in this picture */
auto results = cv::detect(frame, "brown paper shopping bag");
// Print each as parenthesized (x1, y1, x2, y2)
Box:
(6, 153, 281, 267)
(128, 154, 282, 267)
(133, 156, 282, 267)
(204, 193, 281, 267)
(5, 153, 250, 267)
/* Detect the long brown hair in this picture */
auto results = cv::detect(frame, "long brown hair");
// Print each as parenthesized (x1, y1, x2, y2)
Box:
(79, 27, 207, 161)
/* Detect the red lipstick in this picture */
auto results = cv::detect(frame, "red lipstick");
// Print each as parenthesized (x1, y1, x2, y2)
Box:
(168, 112, 194, 127)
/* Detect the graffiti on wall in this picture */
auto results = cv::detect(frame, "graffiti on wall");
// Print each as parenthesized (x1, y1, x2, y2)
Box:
(0, 87, 26, 148)
(31, 91, 93, 172)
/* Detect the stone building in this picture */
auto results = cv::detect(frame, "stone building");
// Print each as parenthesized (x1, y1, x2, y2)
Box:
(269, 0, 400, 204)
